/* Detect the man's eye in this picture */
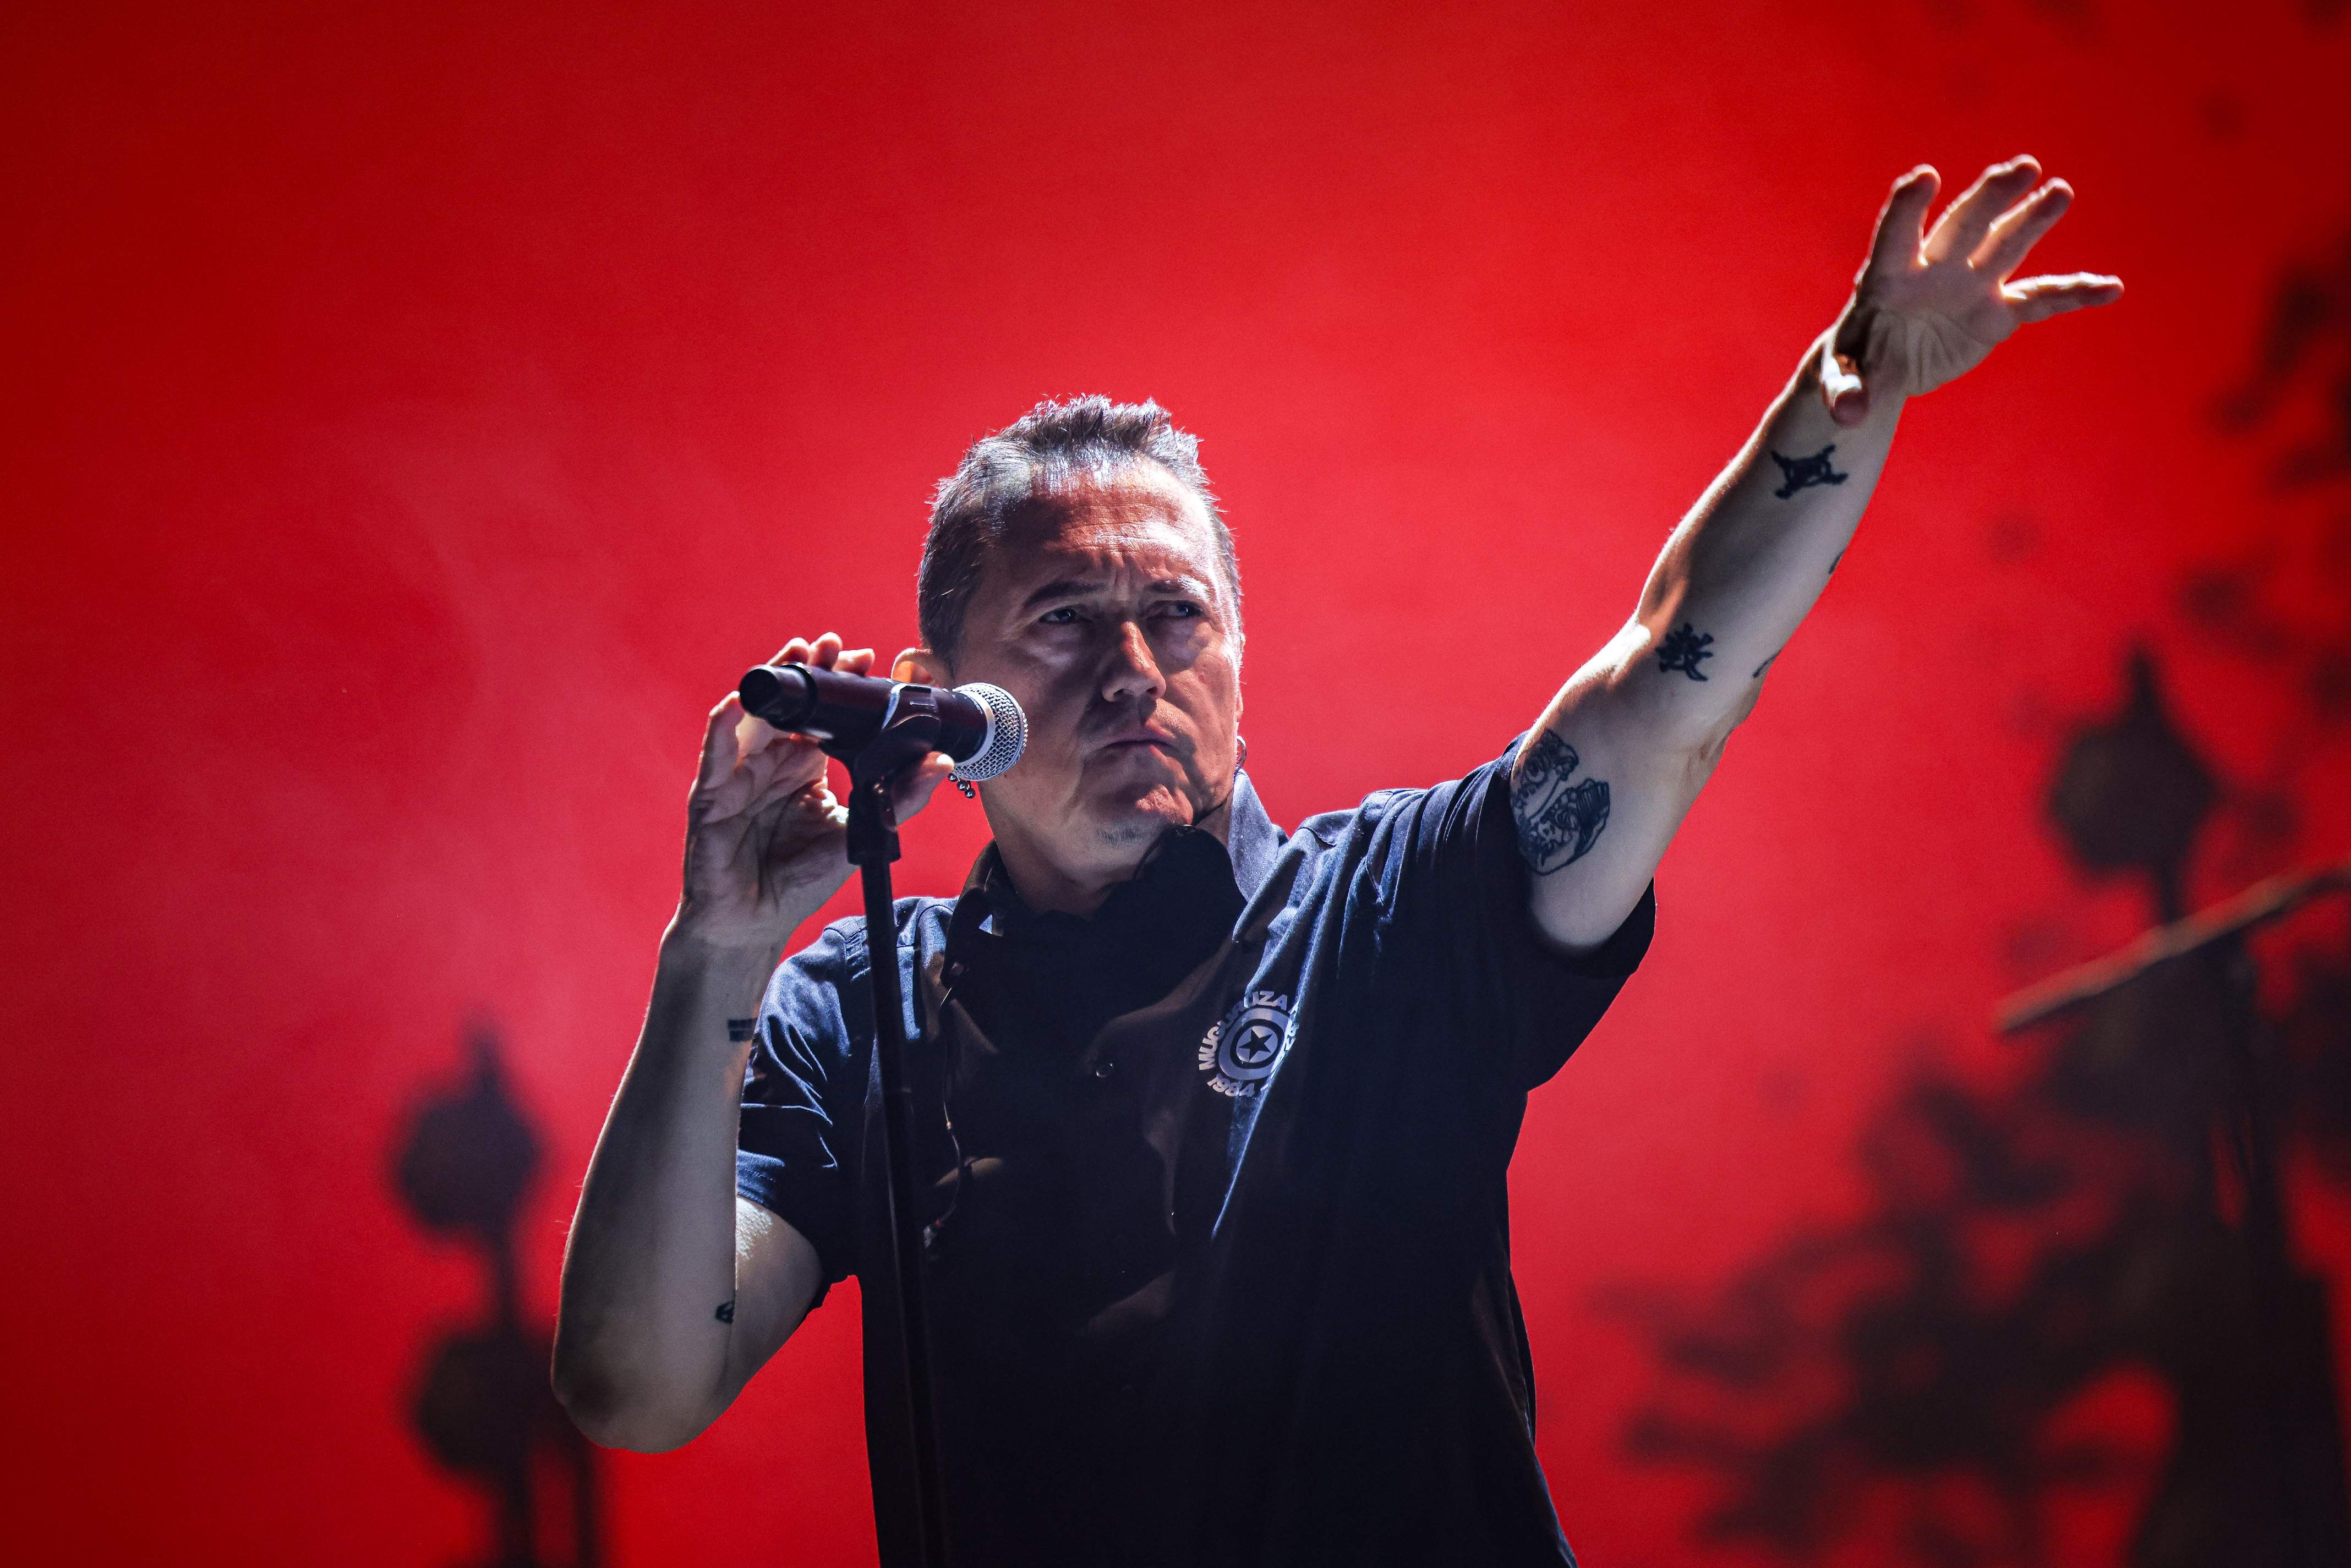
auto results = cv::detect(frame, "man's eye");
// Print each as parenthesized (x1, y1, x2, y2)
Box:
(1038, 607, 1082, 626)
(1157, 602, 1202, 619)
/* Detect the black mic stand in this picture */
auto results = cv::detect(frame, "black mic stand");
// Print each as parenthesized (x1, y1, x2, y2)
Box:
(827, 690, 952, 1568)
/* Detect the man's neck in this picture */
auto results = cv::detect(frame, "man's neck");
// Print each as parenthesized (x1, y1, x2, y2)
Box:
(996, 793, 1233, 918)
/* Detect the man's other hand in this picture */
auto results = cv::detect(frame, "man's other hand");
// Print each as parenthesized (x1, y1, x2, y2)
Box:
(1822, 156, 2125, 426)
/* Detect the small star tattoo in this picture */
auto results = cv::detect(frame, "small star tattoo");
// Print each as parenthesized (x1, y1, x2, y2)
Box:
(715, 1300, 735, 1323)
(1769, 444, 1849, 499)
(1656, 622, 1716, 681)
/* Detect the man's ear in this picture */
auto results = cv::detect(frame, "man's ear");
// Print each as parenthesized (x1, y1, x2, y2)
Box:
(893, 645, 947, 686)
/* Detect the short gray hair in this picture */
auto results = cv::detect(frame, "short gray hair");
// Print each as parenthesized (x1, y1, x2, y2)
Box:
(918, 396, 1240, 666)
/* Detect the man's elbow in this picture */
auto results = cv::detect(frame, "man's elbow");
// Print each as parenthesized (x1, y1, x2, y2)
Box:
(1570, 662, 1749, 781)
(551, 1346, 714, 1454)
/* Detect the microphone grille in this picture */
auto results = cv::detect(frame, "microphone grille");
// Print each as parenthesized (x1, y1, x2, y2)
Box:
(950, 683, 1026, 782)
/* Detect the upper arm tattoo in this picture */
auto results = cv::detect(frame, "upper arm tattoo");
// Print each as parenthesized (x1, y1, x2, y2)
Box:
(1769, 443, 1849, 498)
(1510, 730, 1612, 875)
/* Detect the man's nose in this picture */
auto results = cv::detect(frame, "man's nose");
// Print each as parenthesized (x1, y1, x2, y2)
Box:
(1100, 619, 1167, 704)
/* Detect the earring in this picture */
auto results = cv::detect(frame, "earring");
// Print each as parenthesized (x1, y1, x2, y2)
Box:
(1235, 734, 1249, 767)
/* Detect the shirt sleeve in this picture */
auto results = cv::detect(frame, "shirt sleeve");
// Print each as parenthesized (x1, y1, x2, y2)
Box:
(1379, 736, 1656, 1092)
(736, 922, 861, 1297)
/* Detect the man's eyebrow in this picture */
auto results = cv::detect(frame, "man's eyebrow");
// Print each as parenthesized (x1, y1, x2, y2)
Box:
(1016, 578, 1101, 614)
(1015, 573, 1220, 616)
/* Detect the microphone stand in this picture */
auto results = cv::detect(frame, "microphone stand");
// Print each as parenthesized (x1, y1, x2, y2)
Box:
(827, 690, 952, 1568)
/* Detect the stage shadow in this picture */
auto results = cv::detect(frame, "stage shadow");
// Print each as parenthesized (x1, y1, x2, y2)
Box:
(393, 1024, 604, 1568)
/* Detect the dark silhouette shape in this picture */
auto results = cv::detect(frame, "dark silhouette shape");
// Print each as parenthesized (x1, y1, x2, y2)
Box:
(2046, 649, 2216, 922)
(1609, 653, 2351, 1566)
(395, 1024, 604, 1568)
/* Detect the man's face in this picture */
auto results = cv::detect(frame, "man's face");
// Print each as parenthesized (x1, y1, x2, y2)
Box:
(924, 464, 1242, 897)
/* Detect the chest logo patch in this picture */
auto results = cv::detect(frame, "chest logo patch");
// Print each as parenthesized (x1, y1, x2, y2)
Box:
(1199, 990, 1293, 1098)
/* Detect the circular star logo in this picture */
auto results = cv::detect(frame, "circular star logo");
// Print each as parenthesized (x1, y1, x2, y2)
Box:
(1198, 989, 1293, 1099)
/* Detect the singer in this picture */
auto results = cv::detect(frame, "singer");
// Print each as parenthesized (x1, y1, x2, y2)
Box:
(553, 160, 2121, 1566)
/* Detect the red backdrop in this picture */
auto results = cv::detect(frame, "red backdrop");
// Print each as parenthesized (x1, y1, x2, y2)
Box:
(8, 2, 2350, 1564)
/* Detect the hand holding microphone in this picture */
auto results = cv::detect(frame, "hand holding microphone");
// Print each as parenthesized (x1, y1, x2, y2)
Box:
(736, 660, 1025, 783)
(672, 634, 1023, 952)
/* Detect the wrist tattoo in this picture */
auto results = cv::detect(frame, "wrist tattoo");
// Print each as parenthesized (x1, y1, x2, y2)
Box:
(1656, 622, 1715, 681)
(1769, 443, 1849, 498)
(1752, 652, 1780, 679)
(1829, 547, 1846, 576)
(1511, 730, 1611, 875)
(715, 1300, 735, 1323)
(727, 1018, 757, 1043)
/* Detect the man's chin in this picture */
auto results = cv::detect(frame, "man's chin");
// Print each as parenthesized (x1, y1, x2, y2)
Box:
(1081, 783, 1198, 845)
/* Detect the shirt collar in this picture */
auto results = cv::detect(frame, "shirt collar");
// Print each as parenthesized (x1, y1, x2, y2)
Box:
(944, 766, 1286, 973)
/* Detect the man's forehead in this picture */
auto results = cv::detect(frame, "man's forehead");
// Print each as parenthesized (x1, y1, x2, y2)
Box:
(992, 472, 1221, 585)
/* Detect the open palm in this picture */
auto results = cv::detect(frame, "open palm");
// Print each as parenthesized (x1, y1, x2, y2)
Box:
(1823, 156, 2124, 426)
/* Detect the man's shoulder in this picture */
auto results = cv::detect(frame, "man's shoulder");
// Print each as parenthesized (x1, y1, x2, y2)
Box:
(1289, 750, 1513, 862)
(758, 896, 957, 1033)
(1291, 785, 1420, 851)
(800, 895, 956, 967)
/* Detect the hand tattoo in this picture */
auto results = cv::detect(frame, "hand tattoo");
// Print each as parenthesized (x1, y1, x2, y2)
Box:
(716, 1300, 736, 1323)
(1656, 622, 1715, 681)
(1770, 444, 1849, 498)
(1511, 730, 1611, 875)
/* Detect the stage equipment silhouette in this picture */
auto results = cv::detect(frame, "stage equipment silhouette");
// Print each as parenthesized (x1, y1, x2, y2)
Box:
(395, 1024, 605, 1568)
(1611, 650, 2351, 1566)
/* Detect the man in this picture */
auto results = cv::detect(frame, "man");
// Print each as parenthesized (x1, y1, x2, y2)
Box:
(553, 158, 2120, 1565)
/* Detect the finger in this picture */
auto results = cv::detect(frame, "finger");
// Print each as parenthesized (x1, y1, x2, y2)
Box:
(734, 703, 784, 760)
(811, 632, 844, 668)
(1865, 165, 1940, 277)
(2004, 272, 2125, 324)
(771, 637, 811, 666)
(1819, 338, 1869, 426)
(740, 708, 829, 774)
(698, 694, 749, 789)
(839, 648, 876, 676)
(1972, 179, 2072, 280)
(1924, 155, 2042, 264)
(892, 753, 959, 820)
(743, 748, 833, 813)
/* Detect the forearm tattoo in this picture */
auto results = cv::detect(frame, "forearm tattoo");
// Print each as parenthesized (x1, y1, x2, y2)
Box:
(727, 1018, 757, 1043)
(1769, 443, 1848, 498)
(1752, 652, 1779, 679)
(1656, 622, 1715, 681)
(715, 1300, 735, 1323)
(1511, 730, 1612, 875)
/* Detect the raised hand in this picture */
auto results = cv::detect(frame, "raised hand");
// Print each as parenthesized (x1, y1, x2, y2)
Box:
(675, 632, 955, 950)
(1821, 156, 2123, 426)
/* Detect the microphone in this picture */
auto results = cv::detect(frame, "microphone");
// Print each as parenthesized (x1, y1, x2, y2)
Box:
(737, 663, 1027, 783)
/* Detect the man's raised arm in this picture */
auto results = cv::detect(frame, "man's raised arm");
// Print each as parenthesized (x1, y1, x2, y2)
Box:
(1511, 157, 2122, 950)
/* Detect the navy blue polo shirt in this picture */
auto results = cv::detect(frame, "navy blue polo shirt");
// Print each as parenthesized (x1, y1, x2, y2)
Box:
(737, 741, 1655, 1567)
